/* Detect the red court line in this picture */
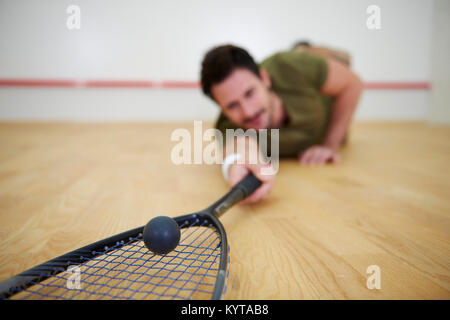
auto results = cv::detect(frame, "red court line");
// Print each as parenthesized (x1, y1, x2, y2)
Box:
(85, 80, 155, 88)
(363, 82, 430, 90)
(0, 79, 79, 87)
(0, 79, 429, 90)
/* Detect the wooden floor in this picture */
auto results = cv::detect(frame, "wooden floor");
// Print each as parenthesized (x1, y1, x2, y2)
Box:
(0, 121, 449, 299)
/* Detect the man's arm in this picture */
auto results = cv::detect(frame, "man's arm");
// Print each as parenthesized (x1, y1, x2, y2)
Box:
(321, 58, 363, 151)
(299, 58, 363, 165)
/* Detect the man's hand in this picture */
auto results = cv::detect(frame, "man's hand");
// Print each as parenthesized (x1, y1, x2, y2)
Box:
(228, 162, 276, 204)
(298, 145, 340, 166)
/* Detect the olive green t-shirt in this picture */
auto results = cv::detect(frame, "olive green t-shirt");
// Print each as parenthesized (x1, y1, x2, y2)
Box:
(215, 50, 333, 158)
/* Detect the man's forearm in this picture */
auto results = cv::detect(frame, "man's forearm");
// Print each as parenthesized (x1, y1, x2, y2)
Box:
(323, 78, 363, 151)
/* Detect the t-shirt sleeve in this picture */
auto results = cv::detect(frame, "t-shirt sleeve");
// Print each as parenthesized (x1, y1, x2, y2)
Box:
(260, 51, 328, 93)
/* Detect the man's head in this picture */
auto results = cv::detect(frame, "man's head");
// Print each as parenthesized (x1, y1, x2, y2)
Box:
(200, 44, 276, 129)
(292, 40, 311, 50)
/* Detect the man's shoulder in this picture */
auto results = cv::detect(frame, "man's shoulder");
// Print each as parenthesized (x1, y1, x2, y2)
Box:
(260, 49, 328, 91)
(260, 50, 324, 68)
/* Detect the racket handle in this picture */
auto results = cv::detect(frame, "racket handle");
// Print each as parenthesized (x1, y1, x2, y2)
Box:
(209, 172, 263, 218)
(233, 172, 263, 198)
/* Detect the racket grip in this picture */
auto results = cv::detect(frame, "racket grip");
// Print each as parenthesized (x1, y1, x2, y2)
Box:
(234, 172, 263, 198)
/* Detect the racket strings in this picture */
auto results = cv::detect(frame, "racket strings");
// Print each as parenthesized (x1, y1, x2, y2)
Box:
(10, 218, 223, 300)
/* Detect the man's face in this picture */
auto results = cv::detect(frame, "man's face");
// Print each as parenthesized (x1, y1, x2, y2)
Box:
(211, 68, 274, 129)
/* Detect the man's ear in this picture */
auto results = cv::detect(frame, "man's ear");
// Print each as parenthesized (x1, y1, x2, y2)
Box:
(259, 68, 272, 88)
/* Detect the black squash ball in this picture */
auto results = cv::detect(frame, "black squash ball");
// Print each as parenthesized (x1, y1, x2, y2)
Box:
(143, 216, 180, 255)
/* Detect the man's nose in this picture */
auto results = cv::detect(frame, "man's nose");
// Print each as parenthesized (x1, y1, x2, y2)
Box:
(241, 100, 257, 118)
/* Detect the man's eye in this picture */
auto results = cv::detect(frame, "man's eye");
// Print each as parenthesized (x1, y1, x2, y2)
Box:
(245, 89, 254, 98)
(228, 103, 238, 110)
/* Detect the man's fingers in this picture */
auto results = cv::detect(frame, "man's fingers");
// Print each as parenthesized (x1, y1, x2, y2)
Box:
(300, 151, 311, 165)
(301, 148, 324, 165)
(310, 149, 328, 165)
(241, 163, 276, 204)
(240, 179, 273, 204)
(247, 163, 276, 182)
(228, 164, 249, 186)
(228, 162, 276, 204)
(299, 149, 314, 165)
(299, 146, 340, 166)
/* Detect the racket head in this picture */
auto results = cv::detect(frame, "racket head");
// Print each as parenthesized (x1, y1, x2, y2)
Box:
(0, 211, 228, 300)
(0, 173, 262, 300)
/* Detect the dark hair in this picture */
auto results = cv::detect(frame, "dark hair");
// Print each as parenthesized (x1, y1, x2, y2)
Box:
(200, 44, 260, 99)
(292, 40, 311, 48)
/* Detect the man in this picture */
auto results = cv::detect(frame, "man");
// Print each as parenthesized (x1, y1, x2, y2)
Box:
(200, 44, 363, 204)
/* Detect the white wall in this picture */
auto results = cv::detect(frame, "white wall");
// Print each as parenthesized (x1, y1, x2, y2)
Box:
(428, 0, 450, 125)
(0, 0, 434, 121)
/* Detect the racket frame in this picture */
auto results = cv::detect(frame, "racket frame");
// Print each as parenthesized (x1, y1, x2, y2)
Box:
(0, 173, 261, 300)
